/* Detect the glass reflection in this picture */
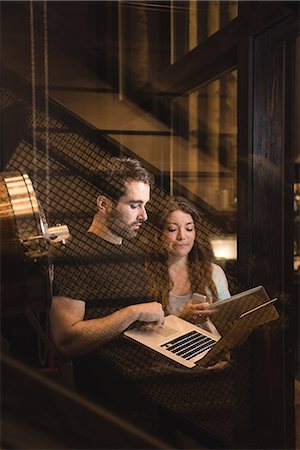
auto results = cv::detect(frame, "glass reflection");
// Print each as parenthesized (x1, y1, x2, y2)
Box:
(171, 69, 237, 216)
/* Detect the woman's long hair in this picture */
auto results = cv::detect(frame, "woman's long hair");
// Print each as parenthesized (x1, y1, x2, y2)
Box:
(146, 196, 218, 309)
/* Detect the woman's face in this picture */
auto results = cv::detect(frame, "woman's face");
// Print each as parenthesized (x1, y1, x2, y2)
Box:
(162, 210, 196, 258)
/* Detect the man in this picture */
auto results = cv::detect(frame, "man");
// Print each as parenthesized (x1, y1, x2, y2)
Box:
(50, 157, 164, 360)
(49, 157, 165, 435)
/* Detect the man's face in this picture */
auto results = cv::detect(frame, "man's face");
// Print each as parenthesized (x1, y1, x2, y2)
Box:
(106, 180, 150, 239)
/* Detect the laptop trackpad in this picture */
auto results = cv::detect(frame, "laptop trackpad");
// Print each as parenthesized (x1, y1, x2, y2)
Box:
(148, 325, 177, 337)
(135, 324, 177, 337)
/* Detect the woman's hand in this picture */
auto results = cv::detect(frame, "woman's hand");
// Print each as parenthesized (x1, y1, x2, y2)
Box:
(179, 299, 217, 323)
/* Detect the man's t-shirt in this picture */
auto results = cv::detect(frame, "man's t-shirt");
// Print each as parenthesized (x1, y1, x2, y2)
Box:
(52, 230, 157, 419)
(53, 230, 153, 317)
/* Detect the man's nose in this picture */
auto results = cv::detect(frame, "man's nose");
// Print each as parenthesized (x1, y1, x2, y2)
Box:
(138, 207, 148, 222)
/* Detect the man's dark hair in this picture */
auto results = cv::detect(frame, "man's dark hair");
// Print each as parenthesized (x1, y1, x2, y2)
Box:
(99, 157, 154, 202)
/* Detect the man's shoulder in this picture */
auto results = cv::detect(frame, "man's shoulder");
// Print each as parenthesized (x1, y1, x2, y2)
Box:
(51, 228, 123, 258)
(50, 228, 149, 269)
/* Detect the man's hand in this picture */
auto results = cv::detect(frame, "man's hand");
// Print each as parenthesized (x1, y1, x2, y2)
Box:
(131, 302, 164, 325)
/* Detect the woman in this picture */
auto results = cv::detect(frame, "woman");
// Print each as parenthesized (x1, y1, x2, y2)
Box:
(147, 196, 230, 335)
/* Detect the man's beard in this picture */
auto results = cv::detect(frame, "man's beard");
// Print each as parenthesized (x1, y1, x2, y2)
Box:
(106, 208, 142, 240)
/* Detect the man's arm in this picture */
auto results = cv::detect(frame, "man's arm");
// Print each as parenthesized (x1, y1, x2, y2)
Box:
(49, 296, 164, 360)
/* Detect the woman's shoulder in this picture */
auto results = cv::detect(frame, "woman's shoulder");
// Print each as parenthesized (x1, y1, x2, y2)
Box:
(211, 263, 230, 300)
(211, 262, 226, 277)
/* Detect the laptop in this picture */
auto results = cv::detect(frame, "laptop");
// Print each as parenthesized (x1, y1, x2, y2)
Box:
(124, 286, 279, 369)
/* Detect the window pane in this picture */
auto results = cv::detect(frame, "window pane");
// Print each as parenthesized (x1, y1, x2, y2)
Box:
(171, 70, 237, 220)
(173, 1, 238, 62)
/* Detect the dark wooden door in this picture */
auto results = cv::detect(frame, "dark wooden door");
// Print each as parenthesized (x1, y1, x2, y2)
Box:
(238, 3, 299, 448)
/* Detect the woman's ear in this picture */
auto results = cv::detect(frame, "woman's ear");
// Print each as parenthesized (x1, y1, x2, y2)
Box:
(97, 195, 113, 213)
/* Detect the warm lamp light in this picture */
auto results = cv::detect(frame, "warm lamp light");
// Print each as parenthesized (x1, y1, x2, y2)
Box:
(211, 237, 237, 260)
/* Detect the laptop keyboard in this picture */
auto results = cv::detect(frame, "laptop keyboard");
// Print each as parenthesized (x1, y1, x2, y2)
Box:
(160, 330, 216, 361)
